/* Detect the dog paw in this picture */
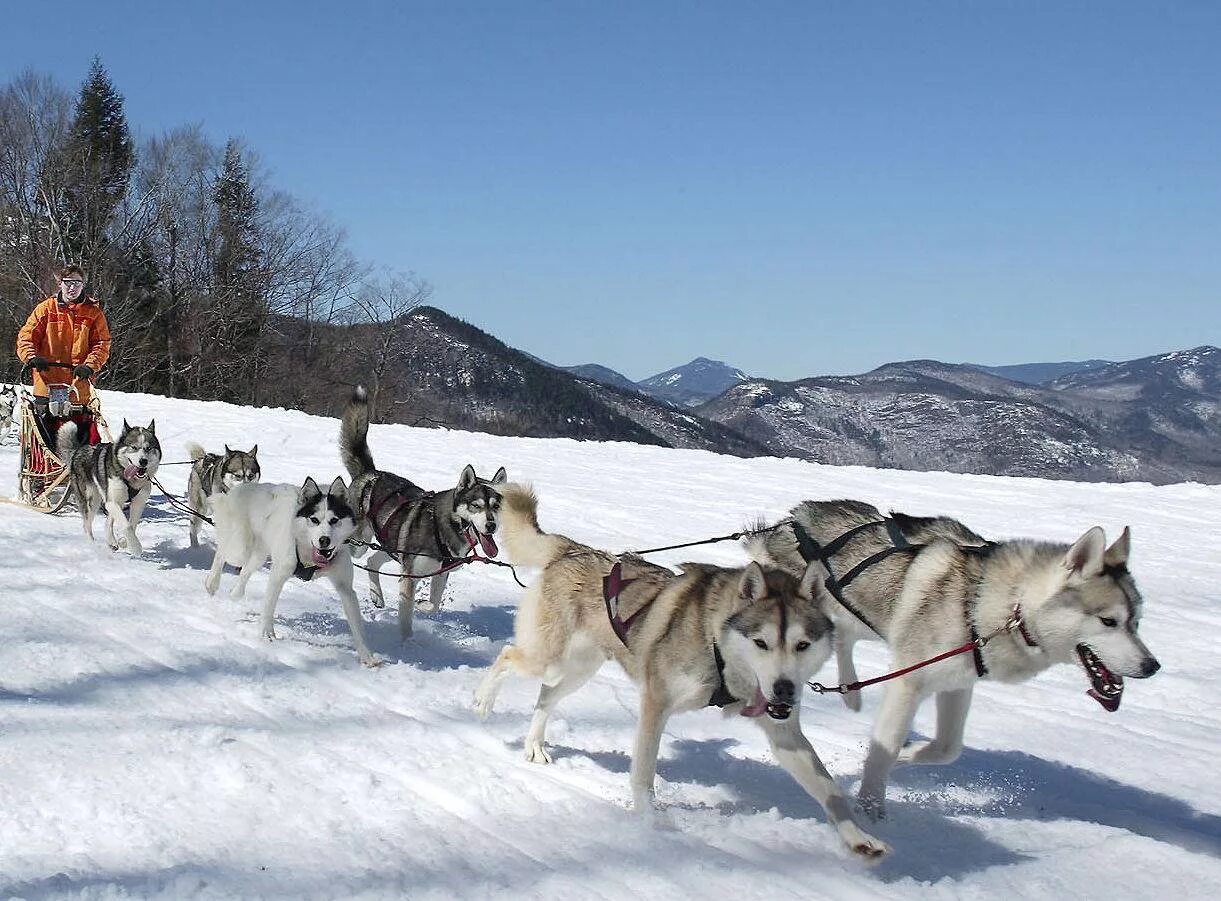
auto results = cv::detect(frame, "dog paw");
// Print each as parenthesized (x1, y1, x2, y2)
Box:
(127, 540, 143, 556)
(472, 692, 494, 720)
(370, 593, 385, 610)
(524, 741, 552, 765)
(360, 654, 382, 669)
(262, 628, 277, 642)
(203, 577, 219, 596)
(842, 690, 862, 713)
(845, 829, 889, 861)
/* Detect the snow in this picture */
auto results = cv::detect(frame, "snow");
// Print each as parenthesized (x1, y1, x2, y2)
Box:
(1, 389, 1219, 899)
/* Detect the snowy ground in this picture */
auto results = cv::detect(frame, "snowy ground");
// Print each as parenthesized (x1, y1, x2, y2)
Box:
(0, 389, 1218, 899)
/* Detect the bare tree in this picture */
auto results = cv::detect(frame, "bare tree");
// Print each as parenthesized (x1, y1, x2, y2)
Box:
(343, 271, 432, 419)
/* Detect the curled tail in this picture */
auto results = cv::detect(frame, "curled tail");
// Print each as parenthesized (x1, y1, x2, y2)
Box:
(56, 421, 80, 464)
(498, 483, 569, 569)
(339, 385, 376, 480)
(186, 441, 206, 462)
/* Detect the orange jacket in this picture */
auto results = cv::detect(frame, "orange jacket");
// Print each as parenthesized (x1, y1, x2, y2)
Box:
(16, 296, 111, 404)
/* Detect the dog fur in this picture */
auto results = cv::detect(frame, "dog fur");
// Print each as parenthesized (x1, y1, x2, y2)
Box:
(185, 441, 261, 547)
(473, 483, 889, 859)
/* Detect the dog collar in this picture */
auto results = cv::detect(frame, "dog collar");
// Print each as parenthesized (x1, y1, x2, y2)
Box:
(1013, 604, 1041, 650)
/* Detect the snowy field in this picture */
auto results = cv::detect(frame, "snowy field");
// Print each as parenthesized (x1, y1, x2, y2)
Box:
(1, 389, 1218, 899)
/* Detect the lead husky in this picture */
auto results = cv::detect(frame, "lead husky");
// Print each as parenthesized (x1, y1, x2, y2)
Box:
(339, 385, 506, 640)
(473, 484, 889, 859)
(184, 441, 261, 547)
(58, 419, 161, 555)
(204, 476, 376, 667)
(749, 500, 989, 712)
(749, 499, 1160, 818)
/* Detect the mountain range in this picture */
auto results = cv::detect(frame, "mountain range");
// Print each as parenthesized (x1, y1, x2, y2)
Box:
(264, 307, 1219, 484)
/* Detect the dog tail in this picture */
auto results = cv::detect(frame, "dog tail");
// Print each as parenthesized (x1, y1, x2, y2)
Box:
(497, 482, 568, 569)
(186, 441, 206, 462)
(56, 421, 80, 464)
(339, 385, 376, 480)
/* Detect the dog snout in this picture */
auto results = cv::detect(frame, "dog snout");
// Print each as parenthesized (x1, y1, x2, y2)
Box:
(318, 535, 331, 549)
(138, 457, 148, 467)
(772, 679, 796, 704)
(1140, 656, 1161, 678)
(485, 521, 497, 534)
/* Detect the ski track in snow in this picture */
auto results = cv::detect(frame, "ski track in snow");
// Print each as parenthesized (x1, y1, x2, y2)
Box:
(1, 389, 1219, 899)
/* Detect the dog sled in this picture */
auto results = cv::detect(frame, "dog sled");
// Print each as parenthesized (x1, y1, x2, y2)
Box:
(6, 361, 111, 514)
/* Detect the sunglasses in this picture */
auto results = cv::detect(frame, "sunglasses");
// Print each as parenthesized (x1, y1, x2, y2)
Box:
(62, 279, 84, 287)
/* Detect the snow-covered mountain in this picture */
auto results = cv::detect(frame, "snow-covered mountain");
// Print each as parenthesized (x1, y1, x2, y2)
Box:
(0, 390, 1217, 898)
(968, 359, 1113, 385)
(698, 351, 1221, 484)
(637, 357, 749, 407)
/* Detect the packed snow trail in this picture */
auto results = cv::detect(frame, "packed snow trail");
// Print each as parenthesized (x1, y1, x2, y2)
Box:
(0, 389, 1218, 899)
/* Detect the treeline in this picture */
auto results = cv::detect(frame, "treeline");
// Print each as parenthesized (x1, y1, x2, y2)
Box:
(0, 60, 428, 413)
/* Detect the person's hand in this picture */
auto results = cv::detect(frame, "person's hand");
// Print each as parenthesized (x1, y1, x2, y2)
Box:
(29, 356, 50, 372)
(73, 364, 94, 380)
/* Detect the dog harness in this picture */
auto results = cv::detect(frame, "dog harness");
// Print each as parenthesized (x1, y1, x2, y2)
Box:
(601, 561, 740, 709)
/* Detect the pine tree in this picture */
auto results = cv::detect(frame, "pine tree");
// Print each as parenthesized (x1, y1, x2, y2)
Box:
(60, 58, 134, 265)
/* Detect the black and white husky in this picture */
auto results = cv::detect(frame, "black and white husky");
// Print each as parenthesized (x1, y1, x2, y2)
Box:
(339, 386, 507, 640)
(0, 385, 16, 439)
(204, 476, 376, 667)
(58, 419, 162, 555)
(184, 441, 261, 546)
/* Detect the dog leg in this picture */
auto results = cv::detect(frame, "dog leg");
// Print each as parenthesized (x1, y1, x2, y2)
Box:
(103, 497, 130, 552)
(836, 632, 862, 712)
(858, 677, 922, 820)
(474, 644, 525, 719)
(123, 487, 150, 556)
(629, 688, 670, 815)
(759, 714, 889, 859)
(331, 565, 379, 667)
(898, 686, 973, 766)
(79, 490, 98, 541)
(231, 545, 266, 601)
(204, 547, 225, 596)
(423, 570, 450, 614)
(364, 549, 392, 608)
(259, 565, 294, 641)
(523, 653, 604, 764)
(398, 557, 431, 640)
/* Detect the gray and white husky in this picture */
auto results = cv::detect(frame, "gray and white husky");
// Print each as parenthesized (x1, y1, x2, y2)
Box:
(204, 476, 376, 667)
(0, 385, 16, 439)
(58, 419, 162, 555)
(749, 499, 1160, 819)
(184, 441, 261, 547)
(339, 385, 507, 640)
(473, 484, 889, 860)
(749, 500, 989, 712)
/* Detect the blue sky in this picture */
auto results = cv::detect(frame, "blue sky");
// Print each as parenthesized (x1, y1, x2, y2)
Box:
(3, 1, 1218, 380)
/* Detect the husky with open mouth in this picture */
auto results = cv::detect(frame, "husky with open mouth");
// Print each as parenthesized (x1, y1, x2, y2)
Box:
(748, 500, 1161, 819)
(339, 385, 506, 640)
(58, 419, 161, 555)
(473, 483, 889, 860)
(203, 476, 376, 667)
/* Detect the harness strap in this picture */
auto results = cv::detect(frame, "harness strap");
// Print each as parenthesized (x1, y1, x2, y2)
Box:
(789, 520, 884, 636)
(707, 642, 738, 708)
(602, 562, 654, 646)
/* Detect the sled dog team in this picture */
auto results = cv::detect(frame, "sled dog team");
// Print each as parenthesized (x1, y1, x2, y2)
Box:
(53, 385, 1161, 860)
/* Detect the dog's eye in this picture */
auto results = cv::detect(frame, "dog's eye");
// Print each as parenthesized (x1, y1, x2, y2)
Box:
(753, 638, 768, 650)
(310, 517, 320, 525)
(1099, 616, 1118, 628)
(329, 517, 338, 526)
(795, 640, 811, 652)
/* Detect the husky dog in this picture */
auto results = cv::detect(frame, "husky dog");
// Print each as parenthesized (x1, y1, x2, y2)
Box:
(58, 419, 162, 555)
(340, 385, 507, 640)
(473, 484, 889, 859)
(0, 385, 16, 439)
(749, 500, 989, 711)
(184, 441, 261, 547)
(204, 476, 376, 667)
(749, 499, 1160, 819)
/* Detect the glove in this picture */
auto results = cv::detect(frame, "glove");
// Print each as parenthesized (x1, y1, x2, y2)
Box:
(29, 356, 50, 372)
(73, 364, 94, 380)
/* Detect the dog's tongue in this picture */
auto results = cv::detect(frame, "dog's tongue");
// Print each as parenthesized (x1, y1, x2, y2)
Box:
(478, 531, 498, 558)
(740, 685, 769, 718)
(1088, 687, 1123, 712)
(311, 547, 333, 568)
(123, 465, 147, 482)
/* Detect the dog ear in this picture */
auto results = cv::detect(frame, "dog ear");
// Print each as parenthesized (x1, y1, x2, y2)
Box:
(738, 562, 769, 603)
(490, 466, 507, 485)
(148, 420, 156, 434)
(798, 560, 826, 599)
(1064, 526, 1106, 577)
(300, 477, 321, 500)
(459, 464, 477, 489)
(224, 445, 232, 454)
(327, 476, 347, 498)
(1103, 526, 1131, 568)
(249, 445, 258, 456)
(122, 418, 130, 434)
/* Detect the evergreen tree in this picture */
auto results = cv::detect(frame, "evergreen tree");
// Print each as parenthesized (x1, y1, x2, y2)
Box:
(60, 57, 134, 265)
